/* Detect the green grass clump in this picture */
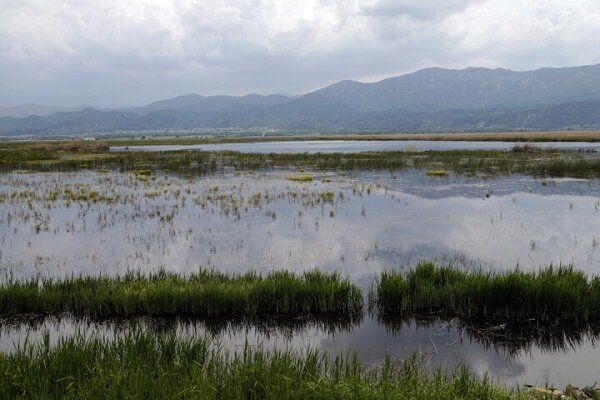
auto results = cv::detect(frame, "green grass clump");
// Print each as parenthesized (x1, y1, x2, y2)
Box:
(288, 174, 314, 182)
(0, 270, 362, 319)
(374, 263, 600, 324)
(0, 330, 527, 400)
(425, 169, 449, 177)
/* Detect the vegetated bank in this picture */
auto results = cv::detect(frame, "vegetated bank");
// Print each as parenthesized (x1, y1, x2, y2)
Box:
(0, 270, 362, 319)
(100, 130, 600, 146)
(0, 330, 532, 400)
(1, 140, 599, 178)
(374, 263, 600, 324)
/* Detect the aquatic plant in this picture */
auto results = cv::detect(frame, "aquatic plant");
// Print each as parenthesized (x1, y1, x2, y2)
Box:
(425, 169, 449, 177)
(374, 263, 600, 324)
(0, 270, 363, 319)
(287, 174, 314, 182)
(1, 140, 599, 178)
(0, 330, 529, 400)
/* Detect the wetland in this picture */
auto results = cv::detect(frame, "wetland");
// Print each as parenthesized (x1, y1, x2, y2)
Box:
(1, 141, 600, 397)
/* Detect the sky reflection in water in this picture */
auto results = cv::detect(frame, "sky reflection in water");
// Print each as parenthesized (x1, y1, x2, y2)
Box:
(0, 169, 599, 388)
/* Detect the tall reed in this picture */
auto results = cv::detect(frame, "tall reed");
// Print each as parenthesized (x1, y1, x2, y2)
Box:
(374, 263, 600, 324)
(0, 270, 362, 319)
(0, 330, 526, 399)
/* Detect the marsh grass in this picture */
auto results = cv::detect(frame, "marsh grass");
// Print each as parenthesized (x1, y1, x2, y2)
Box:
(287, 174, 314, 182)
(1, 141, 599, 178)
(425, 169, 449, 177)
(0, 330, 529, 400)
(374, 263, 600, 324)
(0, 270, 363, 319)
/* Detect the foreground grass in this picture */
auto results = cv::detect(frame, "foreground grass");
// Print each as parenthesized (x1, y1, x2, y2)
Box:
(374, 263, 600, 324)
(0, 331, 529, 400)
(0, 270, 362, 319)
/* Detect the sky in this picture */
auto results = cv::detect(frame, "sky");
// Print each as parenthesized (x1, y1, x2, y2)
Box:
(1, 0, 600, 107)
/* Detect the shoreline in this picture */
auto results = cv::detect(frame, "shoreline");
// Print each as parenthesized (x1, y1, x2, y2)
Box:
(2, 130, 600, 146)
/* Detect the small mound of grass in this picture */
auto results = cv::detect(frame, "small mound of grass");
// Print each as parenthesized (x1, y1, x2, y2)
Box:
(511, 143, 541, 153)
(374, 263, 600, 324)
(0, 270, 362, 319)
(288, 174, 314, 182)
(425, 169, 449, 177)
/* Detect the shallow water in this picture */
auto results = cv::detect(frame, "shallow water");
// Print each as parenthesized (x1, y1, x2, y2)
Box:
(2, 316, 600, 388)
(1, 170, 598, 281)
(1, 169, 599, 388)
(110, 139, 600, 153)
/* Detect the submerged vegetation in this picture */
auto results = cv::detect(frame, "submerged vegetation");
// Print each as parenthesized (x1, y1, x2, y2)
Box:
(0, 330, 532, 400)
(0, 140, 599, 178)
(374, 263, 600, 324)
(0, 270, 362, 319)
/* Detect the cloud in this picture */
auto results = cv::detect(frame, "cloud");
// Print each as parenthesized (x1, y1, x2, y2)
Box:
(360, 0, 479, 20)
(0, 0, 599, 106)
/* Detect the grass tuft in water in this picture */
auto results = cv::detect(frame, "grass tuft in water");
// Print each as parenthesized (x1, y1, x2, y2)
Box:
(374, 263, 600, 324)
(287, 174, 314, 182)
(0, 330, 528, 399)
(425, 169, 449, 177)
(0, 270, 362, 319)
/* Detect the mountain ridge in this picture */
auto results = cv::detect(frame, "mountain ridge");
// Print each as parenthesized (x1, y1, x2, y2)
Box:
(3, 63, 600, 135)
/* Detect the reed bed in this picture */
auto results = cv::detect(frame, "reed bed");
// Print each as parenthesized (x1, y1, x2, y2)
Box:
(1, 140, 599, 178)
(374, 263, 600, 324)
(0, 330, 527, 400)
(0, 270, 362, 319)
(102, 130, 600, 145)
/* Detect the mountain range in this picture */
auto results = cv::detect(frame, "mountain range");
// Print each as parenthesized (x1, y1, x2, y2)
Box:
(3, 63, 600, 136)
(0, 104, 85, 119)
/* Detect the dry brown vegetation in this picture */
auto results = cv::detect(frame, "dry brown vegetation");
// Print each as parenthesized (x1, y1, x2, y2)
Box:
(101, 130, 600, 147)
(355, 130, 600, 142)
(27, 140, 110, 152)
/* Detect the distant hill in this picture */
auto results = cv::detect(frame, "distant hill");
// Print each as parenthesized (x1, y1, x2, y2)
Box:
(300, 64, 600, 113)
(0, 104, 85, 118)
(3, 64, 600, 135)
(126, 93, 291, 114)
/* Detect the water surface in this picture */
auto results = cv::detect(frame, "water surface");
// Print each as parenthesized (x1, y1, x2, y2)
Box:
(2, 170, 598, 281)
(110, 139, 600, 153)
(2, 316, 600, 389)
(1, 169, 599, 388)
